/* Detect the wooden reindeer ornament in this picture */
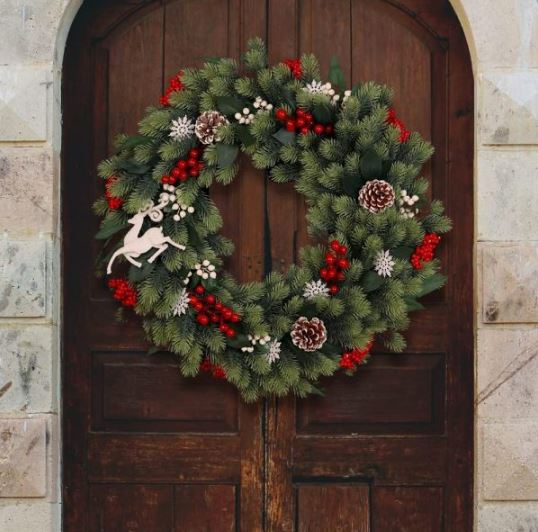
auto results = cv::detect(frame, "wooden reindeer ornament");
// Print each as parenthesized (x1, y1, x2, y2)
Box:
(107, 200, 186, 275)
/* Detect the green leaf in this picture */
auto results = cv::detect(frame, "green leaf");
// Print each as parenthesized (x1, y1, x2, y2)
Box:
(236, 125, 256, 147)
(273, 128, 296, 145)
(361, 270, 384, 292)
(404, 297, 425, 311)
(216, 143, 239, 168)
(360, 150, 382, 179)
(117, 160, 150, 175)
(328, 56, 346, 91)
(95, 221, 128, 240)
(342, 173, 363, 197)
(417, 273, 447, 297)
(120, 135, 151, 150)
(312, 102, 332, 124)
(392, 246, 413, 260)
(216, 96, 245, 115)
(128, 261, 155, 282)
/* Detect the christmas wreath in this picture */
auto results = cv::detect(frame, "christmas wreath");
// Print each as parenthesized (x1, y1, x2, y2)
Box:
(94, 38, 451, 401)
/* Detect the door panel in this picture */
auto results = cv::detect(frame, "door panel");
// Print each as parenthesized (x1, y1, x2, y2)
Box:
(63, 0, 473, 530)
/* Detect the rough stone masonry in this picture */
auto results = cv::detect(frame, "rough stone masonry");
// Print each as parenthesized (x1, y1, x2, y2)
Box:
(2, 0, 538, 530)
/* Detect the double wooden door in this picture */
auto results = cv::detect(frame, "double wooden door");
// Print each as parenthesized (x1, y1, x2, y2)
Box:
(62, 0, 474, 530)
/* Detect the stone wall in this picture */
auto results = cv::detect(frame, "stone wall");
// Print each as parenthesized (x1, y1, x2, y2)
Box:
(0, 0, 537, 530)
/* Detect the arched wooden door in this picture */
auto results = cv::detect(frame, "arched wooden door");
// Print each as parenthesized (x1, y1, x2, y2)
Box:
(62, 1, 473, 530)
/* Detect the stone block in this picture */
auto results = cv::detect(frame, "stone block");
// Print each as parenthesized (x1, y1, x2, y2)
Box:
(0, 1, 65, 64)
(483, 422, 538, 500)
(478, 502, 538, 531)
(477, 151, 538, 241)
(0, 501, 59, 532)
(0, 146, 54, 235)
(0, 417, 46, 497)
(482, 243, 538, 323)
(477, 328, 538, 421)
(460, 0, 538, 69)
(0, 65, 50, 141)
(480, 72, 538, 145)
(0, 239, 47, 318)
(0, 326, 54, 414)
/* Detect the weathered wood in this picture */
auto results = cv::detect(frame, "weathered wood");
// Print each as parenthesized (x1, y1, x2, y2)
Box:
(63, 0, 473, 529)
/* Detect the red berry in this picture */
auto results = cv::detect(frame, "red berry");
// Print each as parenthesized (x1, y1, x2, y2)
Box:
(300, 126, 310, 135)
(189, 148, 201, 159)
(326, 267, 337, 280)
(187, 158, 197, 168)
(336, 271, 346, 282)
(215, 302, 223, 312)
(205, 294, 216, 305)
(193, 302, 204, 312)
(339, 245, 348, 256)
(296, 109, 305, 118)
(196, 313, 210, 326)
(219, 324, 229, 334)
(225, 328, 236, 338)
(171, 168, 181, 178)
(285, 119, 296, 132)
(324, 124, 334, 135)
(320, 267, 329, 280)
(325, 253, 336, 264)
(330, 240, 341, 252)
(189, 168, 199, 177)
(179, 170, 189, 181)
(305, 112, 314, 124)
(329, 284, 339, 295)
(275, 108, 288, 121)
(162, 175, 170, 184)
(177, 160, 187, 170)
(230, 313, 240, 323)
(313, 123, 325, 135)
(337, 258, 350, 270)
(296, 118, 306, 128)
(211, 314, 220, 323)
(222, 309, 233, 321)
(195, 285, 205, 295)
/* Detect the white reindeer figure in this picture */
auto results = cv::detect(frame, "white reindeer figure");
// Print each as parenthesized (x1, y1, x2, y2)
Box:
(107, 201, 186, 274)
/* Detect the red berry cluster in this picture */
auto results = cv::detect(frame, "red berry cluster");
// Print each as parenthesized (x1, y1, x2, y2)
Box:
(108, 278, 137, 307)
(160, 70, 184, 107)
(283, 58, 302, 79)
(105, 176, 123, 210)
(387, 108, 410, 143)
(189, 285, 240, 338)
(410, 233, 441, 270)
(320, 240, 350, 295)
(339, 340, 374, 370)
(200, 358, 226, 379)
(275, 108, 334, 136)
(161, 148, 204, 185)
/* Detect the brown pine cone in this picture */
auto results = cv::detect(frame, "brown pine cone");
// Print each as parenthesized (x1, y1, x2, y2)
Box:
(291, 316, 327, 352)
(358, 179, 395, 214)
(195, 110, 228, 144)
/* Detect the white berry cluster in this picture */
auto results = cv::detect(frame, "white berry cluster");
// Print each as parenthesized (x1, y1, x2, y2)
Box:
(304, 80, 340, 104)
(195, 259, 217, 280)
(241, 334, 272, 353)
(253, 96, 273, 113)
(399, 189, 419, 219)
(182, 271, 193, 285)
(342, 90, 352, 104)
(234, 107, 255, 125)
(160, 185, 195, 222)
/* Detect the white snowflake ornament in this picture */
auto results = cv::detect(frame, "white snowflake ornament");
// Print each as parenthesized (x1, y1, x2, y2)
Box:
(172, 288, 190, 316)
(169, 116, 194, 141)
(303, 280, 330, 300)
(374, 250, 395, 278)
(265, 340, 282, 364)
(304, 80, 340, 104)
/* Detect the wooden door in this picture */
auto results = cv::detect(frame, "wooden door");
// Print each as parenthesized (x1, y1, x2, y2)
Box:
(62, 1, 473, 530)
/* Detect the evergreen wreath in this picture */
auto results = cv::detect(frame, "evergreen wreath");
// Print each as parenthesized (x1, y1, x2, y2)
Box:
(94, 38, 451, 401)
